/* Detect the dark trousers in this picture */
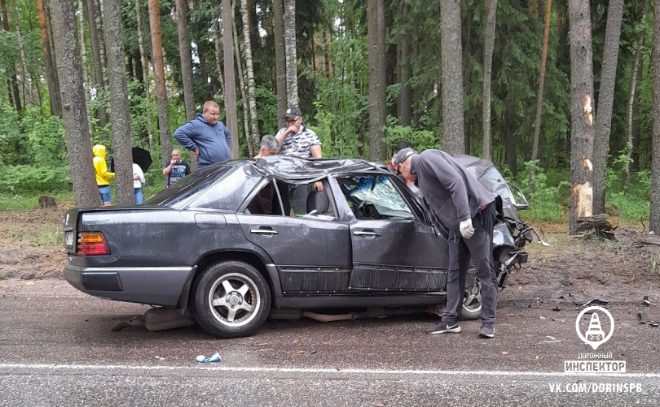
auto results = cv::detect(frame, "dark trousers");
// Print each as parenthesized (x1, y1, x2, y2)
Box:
(442, 203, 498, 324)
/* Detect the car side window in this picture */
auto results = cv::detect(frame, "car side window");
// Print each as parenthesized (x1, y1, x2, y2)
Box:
(243, 178, 336, 220)
(338, 175, 415, 220)
(190, 167, 260, 211)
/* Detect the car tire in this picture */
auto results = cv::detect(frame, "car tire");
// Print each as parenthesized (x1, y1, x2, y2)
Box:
(459, 266, 482, 321)
(192, 261, 271, 338)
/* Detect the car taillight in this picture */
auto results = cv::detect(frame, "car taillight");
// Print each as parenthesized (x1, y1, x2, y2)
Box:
(77, 232, 110, 255)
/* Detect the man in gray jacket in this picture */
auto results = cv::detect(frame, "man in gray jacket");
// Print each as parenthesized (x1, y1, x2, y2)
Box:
(395, 148, 498, 338)
(174, 101, 232, 169)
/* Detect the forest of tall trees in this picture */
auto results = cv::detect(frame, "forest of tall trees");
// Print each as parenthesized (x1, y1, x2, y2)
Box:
(0, 0, 658, 231)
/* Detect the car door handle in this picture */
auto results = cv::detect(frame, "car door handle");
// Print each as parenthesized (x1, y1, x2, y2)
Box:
(250, 228, 279, 235)
(353, 230, 379, 237)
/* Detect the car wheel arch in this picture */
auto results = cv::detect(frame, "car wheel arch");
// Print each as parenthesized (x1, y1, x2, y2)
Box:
(186, 250, 279, 310)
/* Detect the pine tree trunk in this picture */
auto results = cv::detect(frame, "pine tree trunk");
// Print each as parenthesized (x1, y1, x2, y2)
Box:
(273, 0, 286, 128)
(367, 0, 386, 161)
(175, 0, 196, 122)
(37, 0, 62, 117)
(593, 0, 624, 214)
(85, 0, 107, 130)
(13, 0, 31, 106)
(78, 0, 93, 133)
(399, 3, 411, 129)
(211, 4, 225, 97)
(624, 0, 648, 188)
(135, 0, 153, 151)
(568, 0, 595, 235)
(440, 0, 464, 155)
(529, 0, 553, 194)
(50, 0, 99, 207)
(505, 98, 517, 176)
(103, 0, 134, 205)
(147, 0, 173, 180)
(232, 11, 254, 157)
(240, 0, 259, 154)
(283, 0, 297, 107)
(482, 0, 498, 160)
(1, 0, 21, 112)
(323, 26, 332, 80)
(650, 0, 660, 233)
(222, 0, 239, 158)
(631, 63, 643, 172)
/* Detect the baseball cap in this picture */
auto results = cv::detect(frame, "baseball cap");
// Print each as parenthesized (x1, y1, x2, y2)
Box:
(393, 148, 417, 167)
(284, 105, 302, 120)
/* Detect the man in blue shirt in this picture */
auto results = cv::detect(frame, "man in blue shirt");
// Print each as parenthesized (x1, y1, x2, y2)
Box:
(174, 101, 232, 169)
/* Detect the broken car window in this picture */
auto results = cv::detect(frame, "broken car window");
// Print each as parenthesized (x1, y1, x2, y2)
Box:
(340, 175, 414, 220)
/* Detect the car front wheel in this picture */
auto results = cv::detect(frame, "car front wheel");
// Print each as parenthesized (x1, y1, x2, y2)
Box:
(193, 261, 271, 338)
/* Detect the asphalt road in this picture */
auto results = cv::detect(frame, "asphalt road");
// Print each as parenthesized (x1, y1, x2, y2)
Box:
(1, 279, 659, 406)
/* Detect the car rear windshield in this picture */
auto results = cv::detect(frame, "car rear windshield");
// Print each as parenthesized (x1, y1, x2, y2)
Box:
(143, 165, 234, 208)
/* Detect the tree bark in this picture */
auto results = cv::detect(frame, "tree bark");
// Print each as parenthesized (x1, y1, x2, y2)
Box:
(1, 0, 21, 112)
(482, 0, 498, 160)
(103, 0, 134, 205)
(13, 0, 31, 105)
(211, 4, 225, 97)
(631, 63, 643, 172)
(85, 0, 107, 130)
(440, 0, 464, 155)
(323, 26, 332, 80)
(399, 3, 411, 129)
(147, 0, 173, 179)
(135, 0, 153, 151)
(624, 0, 648, 188)
(529, 0, 553, 194)
(366, 0, 386, 161)
(505, 98, 517, 176)
(232, 8, 254, 157)
(650, 0, 660, 233)
(175, 0, 196, 122)
(50, 0, 99, 207)
(222, 0, 239, 158)
(240, 0, 259, 154)
(283, 0, 297, 107)
(593, 0, 624, 214)
(37, 0, 62, 117)
(78, 0, 92, 133)
(568, 0, 595, 235)
(273, 0, 287, 128)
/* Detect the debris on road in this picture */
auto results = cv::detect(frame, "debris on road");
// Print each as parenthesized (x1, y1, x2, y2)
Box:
(546, 336, 556, 340)
(582, 299, 608, 307)
(552, 306, 561, 312)
(501, 351, 509, 355)
(651, 323, 659, 328)
(643, 296, 651, 306)
(197, 353, 221, 363)
(539, 316, 546, 320)
(155, 356, 165, 361)
(638, 311, 648, 324)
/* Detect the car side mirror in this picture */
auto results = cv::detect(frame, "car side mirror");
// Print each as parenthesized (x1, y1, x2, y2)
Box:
(507, 182, 529, 211)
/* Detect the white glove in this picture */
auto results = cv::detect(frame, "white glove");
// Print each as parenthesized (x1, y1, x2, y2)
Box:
(459, 218, 475, 239)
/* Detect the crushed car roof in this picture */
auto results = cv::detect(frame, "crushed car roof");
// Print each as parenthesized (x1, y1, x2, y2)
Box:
(252, 156, 391, 182)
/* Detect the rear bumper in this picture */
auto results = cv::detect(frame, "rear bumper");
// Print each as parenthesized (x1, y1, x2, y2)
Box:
(64, 265, 194, 307)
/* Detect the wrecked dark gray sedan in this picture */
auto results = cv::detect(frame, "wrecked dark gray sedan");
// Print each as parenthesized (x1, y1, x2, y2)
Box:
(63, 156, 534, 338)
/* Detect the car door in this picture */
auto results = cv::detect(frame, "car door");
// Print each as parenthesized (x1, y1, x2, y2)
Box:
(236, 178, 353, 295)
(337, 174, 448, 292)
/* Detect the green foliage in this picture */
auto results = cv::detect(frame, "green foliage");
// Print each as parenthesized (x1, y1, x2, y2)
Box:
(518, 161, 568, 223)
(382, 116, 440, 156)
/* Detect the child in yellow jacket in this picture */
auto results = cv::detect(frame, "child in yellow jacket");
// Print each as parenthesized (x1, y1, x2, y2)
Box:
(92, 145, 115, 206)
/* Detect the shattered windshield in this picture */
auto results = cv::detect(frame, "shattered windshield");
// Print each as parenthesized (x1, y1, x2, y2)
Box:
(343, 175, 414, 219)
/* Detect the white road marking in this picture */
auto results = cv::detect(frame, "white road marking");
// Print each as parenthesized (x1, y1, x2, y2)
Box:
(1, 363, 659, 378)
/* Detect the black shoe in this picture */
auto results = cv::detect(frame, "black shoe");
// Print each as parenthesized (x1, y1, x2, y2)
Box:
(427, 321, 461, 334)
(479, 323, 495, 338)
